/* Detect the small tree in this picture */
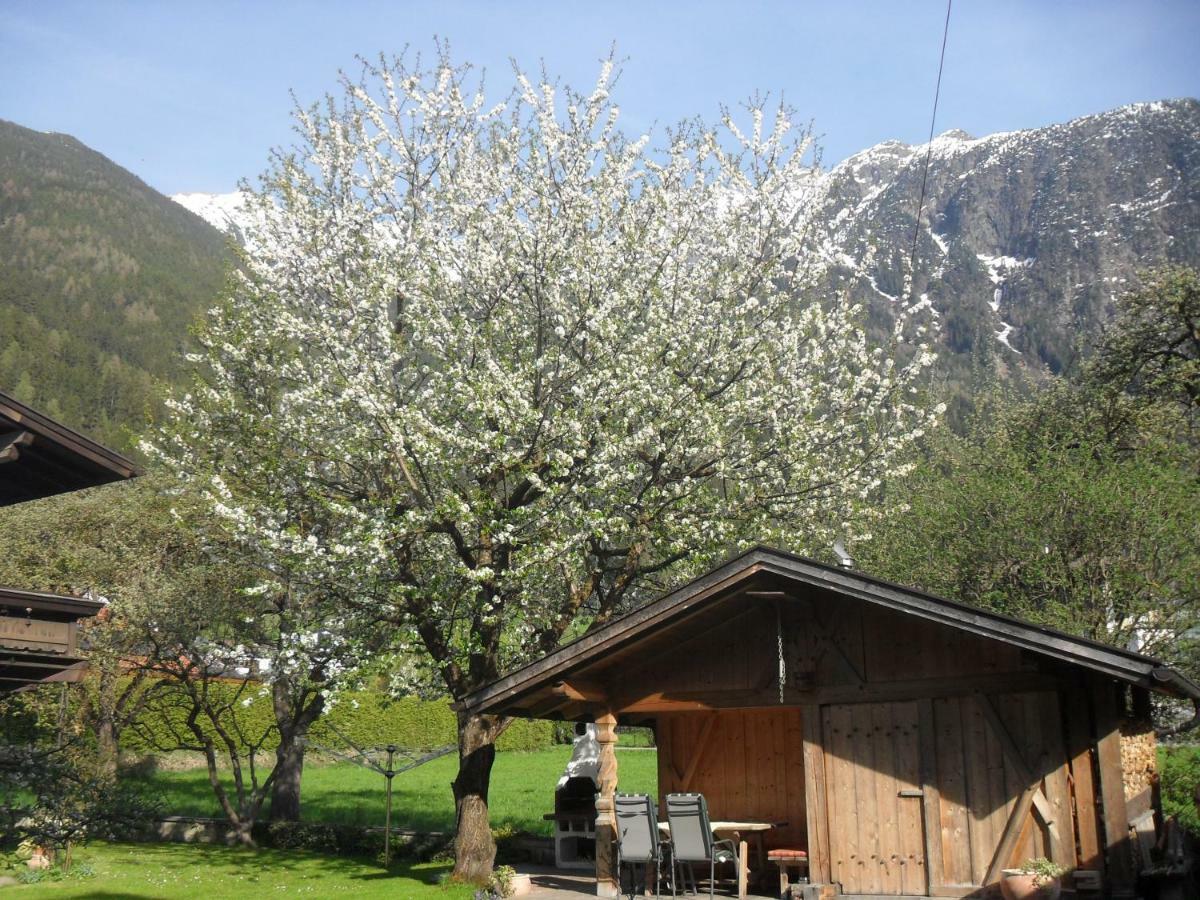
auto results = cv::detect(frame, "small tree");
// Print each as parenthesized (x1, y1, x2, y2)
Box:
(1, 743, 160, 872)
(0, 477, 351, 826)
(148, 48, 940, 880)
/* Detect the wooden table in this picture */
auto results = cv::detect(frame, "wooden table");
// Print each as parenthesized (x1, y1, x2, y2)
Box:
(658, 820, 777, 900)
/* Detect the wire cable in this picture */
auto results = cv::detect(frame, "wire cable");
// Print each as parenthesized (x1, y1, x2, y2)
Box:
(908, 0, 954, 279)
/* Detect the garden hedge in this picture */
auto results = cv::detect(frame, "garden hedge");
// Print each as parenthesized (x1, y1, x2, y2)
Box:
(118, 685, 554, 755)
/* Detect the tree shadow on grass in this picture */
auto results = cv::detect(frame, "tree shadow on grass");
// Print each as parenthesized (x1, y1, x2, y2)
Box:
(99, 841, 452, 885)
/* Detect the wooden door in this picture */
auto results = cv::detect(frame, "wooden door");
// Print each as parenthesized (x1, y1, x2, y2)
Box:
(823, 701, 927, 895)
(919, 691, 1078, 894)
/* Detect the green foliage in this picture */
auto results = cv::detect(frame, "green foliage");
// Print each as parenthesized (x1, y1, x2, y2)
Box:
(1014, 857, 1066, 885)
(1088, 266, 1200, 413)
(0, 120, 233, 452)
(1, 744, 162, 866)
(118, 685, 552, 755)
(1159, 745, 1200, 837)
(862, 383, 1200, 675)
(15, 862, 95, 885)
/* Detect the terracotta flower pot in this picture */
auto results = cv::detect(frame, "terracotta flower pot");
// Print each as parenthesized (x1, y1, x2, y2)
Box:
(999, 869, 1061, 900)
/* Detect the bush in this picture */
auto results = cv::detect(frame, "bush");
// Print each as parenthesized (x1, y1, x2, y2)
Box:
(1159, 744, 1200, 836)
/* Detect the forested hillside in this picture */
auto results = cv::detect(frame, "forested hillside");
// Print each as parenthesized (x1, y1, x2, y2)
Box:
(0, 119, 233, 450)
(4, 99, 1200, 448)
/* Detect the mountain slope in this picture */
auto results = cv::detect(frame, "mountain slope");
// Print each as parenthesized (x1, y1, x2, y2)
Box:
(0, 120, 234, 450)
(808, 98, 1200, 418)
(178, 99, 1200, 412)
(4, 98, 1197, 449)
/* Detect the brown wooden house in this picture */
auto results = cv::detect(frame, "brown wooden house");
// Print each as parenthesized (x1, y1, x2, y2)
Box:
(461, 547, 1199, 899)
(1, 389, 137, 691)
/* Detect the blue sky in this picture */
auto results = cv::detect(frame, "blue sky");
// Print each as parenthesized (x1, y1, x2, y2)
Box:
(1, 1, 1197, 195)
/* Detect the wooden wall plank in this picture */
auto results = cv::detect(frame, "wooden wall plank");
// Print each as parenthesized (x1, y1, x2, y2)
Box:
(852, 704, 882, 894)
(934, 697, 973, 885)
(918, 699, 946, 895)
(870, 703, 900, 893)
(962, 695, 994, 884)
(1038, 691, 1076, 870)
(982, 698, 1011, 878)
(1019, 692, 1047, 861)
(1094, 683, 1136, 896)
(1063, 687, 1104, 874)
(893, 701, 926, 895)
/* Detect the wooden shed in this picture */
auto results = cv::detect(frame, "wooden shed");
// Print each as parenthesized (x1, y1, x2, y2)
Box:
(461, 547, 1199, 899)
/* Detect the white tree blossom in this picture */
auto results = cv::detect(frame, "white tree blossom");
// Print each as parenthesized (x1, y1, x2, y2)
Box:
(149, 47, 941, 692)
(146, 47, 940, 878)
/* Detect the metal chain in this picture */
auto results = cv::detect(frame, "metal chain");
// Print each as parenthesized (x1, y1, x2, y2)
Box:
(776, 602, 786, 704)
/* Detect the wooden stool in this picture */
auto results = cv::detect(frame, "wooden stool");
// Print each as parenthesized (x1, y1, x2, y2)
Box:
(767, 849, 808, 898)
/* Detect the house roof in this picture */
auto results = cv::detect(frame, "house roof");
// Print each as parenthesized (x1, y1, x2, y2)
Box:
(0, 586, 103, 692)
(0, 390, 138, 506)
(0, 586, 105, 621)
(460, 545, 1200, 714)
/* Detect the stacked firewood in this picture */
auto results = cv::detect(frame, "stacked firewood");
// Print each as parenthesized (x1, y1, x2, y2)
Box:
(1120, 719, 1158, 799)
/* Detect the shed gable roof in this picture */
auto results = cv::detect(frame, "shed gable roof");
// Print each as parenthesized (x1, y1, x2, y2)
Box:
(461, 546, 1200, 713)
(0, 390, 138, 506)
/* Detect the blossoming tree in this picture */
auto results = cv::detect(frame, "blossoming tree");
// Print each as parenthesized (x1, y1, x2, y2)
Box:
(149, 49, 940, 881)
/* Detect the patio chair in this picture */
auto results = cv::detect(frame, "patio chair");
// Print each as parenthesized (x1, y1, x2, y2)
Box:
(664, 792, 740, 899)
(615, 792, 665, 899)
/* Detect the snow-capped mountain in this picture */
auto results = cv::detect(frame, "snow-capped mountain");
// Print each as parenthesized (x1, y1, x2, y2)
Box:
(173, 98, 1200, 403)
(170, 190, 254, 241)
(806, 98, 1200, 396)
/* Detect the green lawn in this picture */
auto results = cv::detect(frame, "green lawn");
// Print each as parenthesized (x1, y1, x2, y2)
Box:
(137, 746, 659, 835)
(7, 842, 471, 899)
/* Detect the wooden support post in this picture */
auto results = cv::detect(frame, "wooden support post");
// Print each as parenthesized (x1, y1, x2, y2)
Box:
(594, 712, 620, 898)
(1094, 683, 1136, 897)
(801, 704, 832, 884)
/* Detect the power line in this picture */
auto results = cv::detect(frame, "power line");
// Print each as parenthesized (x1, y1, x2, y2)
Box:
(908, 0, 954, 280)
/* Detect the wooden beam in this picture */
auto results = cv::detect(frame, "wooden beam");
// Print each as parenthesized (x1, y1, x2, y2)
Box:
(525, 694, 571, 719)
(550, 678, 609, 703)
(984, 781, 1040, 886)
(802, 704, 832, 884)
(0, 429, 33, 463)
(1093, 683, 1136, 896)
(613, 672, 1060, 714)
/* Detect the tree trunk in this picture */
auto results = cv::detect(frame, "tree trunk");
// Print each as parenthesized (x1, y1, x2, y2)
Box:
(94, 667, 118, 780)
(451, 711, 506, 883)
(270, 731, 306, 822)
(95, 714, 118, 780)
(269, 681, 324, 822)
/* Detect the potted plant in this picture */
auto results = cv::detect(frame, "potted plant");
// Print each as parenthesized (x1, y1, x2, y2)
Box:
(1000, 858, 1067, 900)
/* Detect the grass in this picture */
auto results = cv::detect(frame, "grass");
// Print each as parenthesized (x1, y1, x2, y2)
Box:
(135, 746, 659, 835)
(6, 842, 472, 899)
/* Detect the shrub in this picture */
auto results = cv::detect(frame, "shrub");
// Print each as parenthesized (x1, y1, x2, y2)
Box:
(1159, 744, 1200, 836)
